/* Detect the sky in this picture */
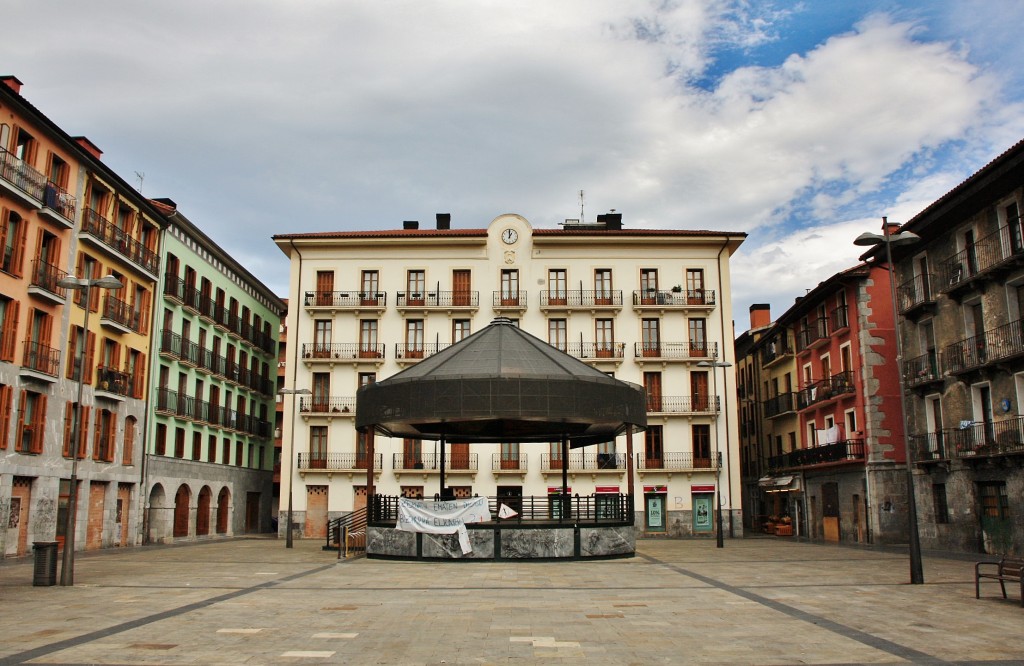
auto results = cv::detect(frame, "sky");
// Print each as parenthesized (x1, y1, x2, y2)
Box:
(5, 1, 1024, 331)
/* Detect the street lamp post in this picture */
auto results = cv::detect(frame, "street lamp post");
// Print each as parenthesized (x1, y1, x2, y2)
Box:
(855, 218, 924, 585)
(279, 387, 311, 548)
(56, 274, 123, 586)
(698, 359, 732, 548)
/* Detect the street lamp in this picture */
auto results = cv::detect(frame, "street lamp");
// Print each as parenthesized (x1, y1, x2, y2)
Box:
(279, 387, 311, 548)
(56, 274, 123, 586)
(854, 218, 924, 585)
(698, 359, 732, 548)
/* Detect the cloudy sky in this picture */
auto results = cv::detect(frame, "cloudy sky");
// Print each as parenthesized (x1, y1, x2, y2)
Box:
(6, 1, 1024, 329)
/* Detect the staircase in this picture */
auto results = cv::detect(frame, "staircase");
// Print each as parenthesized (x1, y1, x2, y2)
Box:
(324, 507, 367, 557)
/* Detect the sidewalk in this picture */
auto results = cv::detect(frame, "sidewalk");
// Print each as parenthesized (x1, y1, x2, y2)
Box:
(1, 536, 1022, 665)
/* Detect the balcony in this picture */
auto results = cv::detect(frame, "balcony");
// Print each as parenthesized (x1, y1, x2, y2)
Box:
(797, 316, 830, 351)
(635, 452, 721, 475)
(303, 290, 387, 315)
(395, 342, 451, 364)
(101, 294, 146, 334)
(561, 342, 626, 364)
(764, 392, 798, 419)
(633, 341, 718, 364)
(645, 395, 720, 415)
(80, 207, 159, 277)
(945, 319, 1024, 376)
(761, 338, 794, 368)
(830, 306, 849, 332)
(298, 452, 384, 479)
(0, 146, 45, 207)
(301, 343, 385, 365)
(491, 453, 529, 475)
(913, 416, 1024, 462)
(797, 371, 855, 409)
(155, 387, 271, 438)
(631, 289, 716, 311)
(27, 258, 68, 305)
(540, 452, 627, 477)
(298, 395, 356, 417)
(903, 351, 942, 390)
(897, 273, 937, 319)
(768, 439, 865, 471)
(40, 182, 77, 228)
(19, 340, 60, 382)
(396, 290, 479, 313)
(95, 365, 131, 401)
(539, 290, 623, 312)
(392, 452, 478, 479)
(491, 291, 528, 314)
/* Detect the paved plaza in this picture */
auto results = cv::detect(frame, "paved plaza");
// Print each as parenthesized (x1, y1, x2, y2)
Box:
(1, 536, 1022, 665)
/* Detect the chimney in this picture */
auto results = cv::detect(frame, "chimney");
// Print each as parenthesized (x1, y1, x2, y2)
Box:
(72, 136, 103, 160)
(403, 220, 419, 230)
(436, 213, 451, 230)
(596, 212, 622, 230)
(1, 75, 23, 95)
(749, 304, 771, 330)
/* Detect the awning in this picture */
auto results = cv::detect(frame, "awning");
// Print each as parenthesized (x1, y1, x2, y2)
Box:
(758, 475, 799, 492)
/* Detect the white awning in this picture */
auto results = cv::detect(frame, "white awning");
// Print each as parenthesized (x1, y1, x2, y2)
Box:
(758, 475, 793, 488)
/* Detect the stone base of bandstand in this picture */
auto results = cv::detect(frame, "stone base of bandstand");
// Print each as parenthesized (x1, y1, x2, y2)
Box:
(367, 524, 635, 561)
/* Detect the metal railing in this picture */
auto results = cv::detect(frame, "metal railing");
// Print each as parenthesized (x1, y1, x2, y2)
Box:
(301, 343, 385, 360)
(392, 452, 478, 471)
(43, 181, 76, 220)
(29, 258, 68, 297)
(563, 342, 626, 359)
(0, 146, 46, 201)
(22, 340, 60, 376)
(395, 342, 451, 360)
(96, 365, 131, 397)
(298, 396, 356, 414)
(913, 416, 1024, 461)
(633, 341, 718, 360)
(397, 291, 479, 308)
(631, 289, 716, 306)
(540, 452, 627, 471)
(797, 316, 830, 350)
(491, 291, 528, 308)
(764, 392, 798, 418)
(941, 224, 1024, 291)
(897, 273, 936, 314)
(368, 493, 634, 525)
(540, 290, 623, 307)
(102, 294, 146, 333)
(635, 451, 721, 471)
(298, 452, 383, 470)
(768, 439, 865, 470)
(491, 453, 529, 471)
(82, 207, 159, 275)
(945, 319, 1024, 374)
(797, 371, 855, 409)
(645, 395, 720, 414)
(903, 351, 940, 387)
(304, 291, 387, 308)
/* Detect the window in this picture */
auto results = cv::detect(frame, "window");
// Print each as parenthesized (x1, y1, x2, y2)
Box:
(14, 127, 37, 163)
(174, 427, 186, 458)
(16, 390, 46, 454)
(642, 319, 660, 356)
(932, 483, 949, 524)
(405, 319, 424, 357)
(235, 441, 243, 466)
(689, 318, 707, 357)
(548, 442, 564, 469)
(548, 318, 567, 351)
(644, 425, 663, 467)
(222, 438, 231, 465)
(595, 319, 614, 355)
(452, 319, 471, 342)
(500, 269, 519, 304)
(686, 269, 705, 303)
(207, 434, 216, 463)
(0, 209, 26, 276)
(358, 372, 376, 389)
(48, 153, 69, 189)
(0, 383, 11, 449)
(361, 270, 379, 302)
(407, 270, 425, 301)
(594, 269, 612, 304)
(692, 424, 711, 467)
(93, 409, 115, 462)
(311, 372, 330, 412)
(192, 431, 202, 460)
(640, 269, 658, 296)
(403, 438, 422, 469)
(548, 269, 566, 304)
(155, 423, 167, 456)
(500, 442, 520, 469)
(315, 270, 334, 305)
(309, 426, 328, 468)
(359, 320, 379, 357)
(313, 319, 331, 357)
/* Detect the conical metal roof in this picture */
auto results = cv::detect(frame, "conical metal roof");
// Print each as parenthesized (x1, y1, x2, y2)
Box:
(356, 317, 647, 446)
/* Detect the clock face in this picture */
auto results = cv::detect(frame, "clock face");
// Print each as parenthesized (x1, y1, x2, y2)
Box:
(501, 228, 519, 244)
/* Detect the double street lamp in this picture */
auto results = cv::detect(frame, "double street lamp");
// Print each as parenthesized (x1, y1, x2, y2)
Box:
(279, 387, 311, 548)
(56, 274, 123, 586)
(854, 219, 924, 585)
(698, 359, 732, 548)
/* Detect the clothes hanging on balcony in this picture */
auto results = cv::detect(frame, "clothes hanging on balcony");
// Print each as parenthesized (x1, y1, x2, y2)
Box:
(816, 425, 840, 446)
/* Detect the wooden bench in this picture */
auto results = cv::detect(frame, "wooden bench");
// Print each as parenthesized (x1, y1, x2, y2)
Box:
(975, 556, 1024, 606)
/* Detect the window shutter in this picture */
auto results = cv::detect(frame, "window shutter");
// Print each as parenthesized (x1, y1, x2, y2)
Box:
(0, 385, 11, 450)
(11, 216, 26, 277)
(77, 405, 90, 458)
(0, 299, 18, 361)
(30, 394, 46, 454)
(0, 208, 9, 256)
(133, 352, 145, 399)
(66, 326, 78, 378)
(62, 402, 74, 457)
(83, 330, 95, 385)
(14, 390, 26, 452)
(122, 418, 134, 465)
(106, 413, 116, 462)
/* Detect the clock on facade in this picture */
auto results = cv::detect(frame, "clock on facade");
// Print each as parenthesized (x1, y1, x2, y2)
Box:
(501, 228, 519, 244)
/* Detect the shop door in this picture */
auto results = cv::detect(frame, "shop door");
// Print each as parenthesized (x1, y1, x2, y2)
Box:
(822, 482, 840, 542)
(692, 493, 713, 533)
(645, 494, 666, 532)
(304, 485, 328, 539)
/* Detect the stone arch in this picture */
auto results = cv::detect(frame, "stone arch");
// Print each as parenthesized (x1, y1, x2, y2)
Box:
(196, 485, 213, 536)
(216, 486, 231, 535)
(173, 484, 192, 538)
(147, 483, 169, 544)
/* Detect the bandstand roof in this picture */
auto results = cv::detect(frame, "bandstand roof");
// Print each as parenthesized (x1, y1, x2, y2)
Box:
(355, 318, 647, 447)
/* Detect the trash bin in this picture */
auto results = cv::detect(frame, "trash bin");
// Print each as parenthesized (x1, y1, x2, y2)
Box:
(32, 541, 58, 586)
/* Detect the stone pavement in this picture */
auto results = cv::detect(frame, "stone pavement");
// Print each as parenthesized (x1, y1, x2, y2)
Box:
(1, 536, 1022, 665)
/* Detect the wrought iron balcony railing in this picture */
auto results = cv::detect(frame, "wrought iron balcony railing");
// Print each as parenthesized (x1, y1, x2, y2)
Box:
(491, 453, 529, 471)
(635, 451, 721, 471)
(897, 273, 937, 315)
(0, 146, 46, 201)
(298, 396, 356, 414)
(540, 452, 627, 471)
(633, 341, 717, 360)
(299, 452, 383, 471)
(764, 392, 798, 418)
(645, 395, 720, 414)
(396, 291, 479, 308)
(631, 289, 717, 307)
(797, 371, 855, 409)
(540, 290, 623, 308)
(301, 343, 385, 360)
(392, 452, 478, 471)
(82, 207, 159, 275)
(28, 258, 68, 298)
(304, 290, 387, 308)
(945, 319, 1024, 375)
(913, 416, 1024, 461)
(768, 439, 865, 470)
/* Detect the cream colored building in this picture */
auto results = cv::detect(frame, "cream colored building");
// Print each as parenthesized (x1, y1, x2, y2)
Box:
(274, 213, 745, 539)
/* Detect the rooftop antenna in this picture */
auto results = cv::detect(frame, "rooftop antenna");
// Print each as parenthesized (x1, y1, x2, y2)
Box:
(579, 189, 585, 224)
(134, 171, 145, 194)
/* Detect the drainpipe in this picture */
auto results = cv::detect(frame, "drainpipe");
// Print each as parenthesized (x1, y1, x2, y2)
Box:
(288, 240, 304, 540)
(716, 237, 736, 537)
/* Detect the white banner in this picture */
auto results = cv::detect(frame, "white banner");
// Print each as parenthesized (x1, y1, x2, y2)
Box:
(396, 497, 491, 554)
